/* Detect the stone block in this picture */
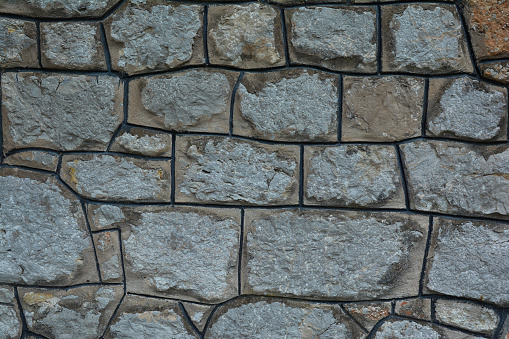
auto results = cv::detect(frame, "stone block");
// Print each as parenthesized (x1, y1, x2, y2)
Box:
(343, 302, 392, 331)
(395, 298, 431, 321)
(93, 230, 123, 283)
(182, 302, 215, 332)
(0, 0, 119, 18)
(0, 18, 38, 68)
(0, 286, 14, 304)
(435, 299, 499, 335)
(109, 127, 172, 157)
(374, 319, 482, 338)
(87, 204, 127, 231)
(480, 60, 509, 85)
(4, 150, 59, 172)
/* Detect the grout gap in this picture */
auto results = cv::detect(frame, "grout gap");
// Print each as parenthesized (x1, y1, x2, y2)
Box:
(337, 74, 343, 142)
(280, 8, 290, 66)
(238, 209, 245, 295)
(299, 144, 304, 207)
(36, 21, 43, 69)
(81, 201, 103, 283)
(395, 144, 410, 210)
(170, 133, 176, 206)
(203, 5, 210, 65)
(99, 22, 113, 73)
(421, 78, 430, 137)
(454, 2, 481, 77)
(419, 216, 433, 296)
(376, 5, 382, 74)
(229, 72, 244, 135)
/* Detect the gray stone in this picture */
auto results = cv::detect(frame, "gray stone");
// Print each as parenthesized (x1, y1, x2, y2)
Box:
(176, 136, 299, 205)
(272, 0, 346, 4)
(41, 22, 106, 70)
(0, 18, 38, 68)
(105, 0, 203, 74)
(374, 319, 482, 338)
(4, 150, 59, 172)
(382, 4, 473, 74)
(0, 0, 119, 18)
(181, 302, 215, 332)
(242, 209, 428, 300)
(401, 141, 509, 218)
(0, 304, 22, 339)
(435, 299, 499, 335)
(87, 204, 127, 231)
(109, 127, 172, 157)
(93, 230, 123, 283)
(0, 168, 98, 286)
(480, 61, 509, 85)
(427, 77, 507, 141)
(0, 286, 14, 304)
(60, 154, 171, 202)
(343, 302, 392, 331)
(2, 72, 123, 152)
(208, 3, 285, 68)
(395, 298, 431, 321)
(129, 69, 237, 133)
(342, 76, 424, 142)
(304, 145, 405, 208)
(424, 217, 509, 307)
(234, 69, 338, 141)
(498, 314, 509, 339)
(287, 6, 377, 72)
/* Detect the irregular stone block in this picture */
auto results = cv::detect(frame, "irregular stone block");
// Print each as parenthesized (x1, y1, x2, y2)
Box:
(87, 204, 127, 231)
(424, 217, 509, 306)
(480, 60, 509, 85)
(234, 69, 338, 141)
(374, 319, 482, 338)
(435, 299, 499, 335)
(0, 168, 99, 285)
(60, 154, 171, 202)
(2, 73, 123, 152)
(0, 0, 119, 18)
(304, 145, 405, 208)
(93, 230, 123, 283)
(176, 136, 299, 205)
(208, 3, 285, 68)
(242, 209, 428, 300)
(0, 286, 14, 304)
(286, 6, 377, 72)
(41, 22, 106, 70)
(109, 127, 172, 157)
(206, 298, 366, 338)
(498, 314, 509, 339)
(343, 302, 391, 331)
(105, 1, 204, 74)
(427, 77, 507, 141)
(128, 69, 237, 133)
(382, 4, 472, 74)
(19, 285, 123, 339)
(182, 302, 215, 332)
(395, 298, 431, 321)
(4, 150, 59, 172)
(0, 18, 38, 68)
(401, 141, 509, 219)
(0, 304, 22, 339)
(342, 76, 424, 142)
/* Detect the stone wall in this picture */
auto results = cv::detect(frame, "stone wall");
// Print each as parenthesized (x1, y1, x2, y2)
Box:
(0, 0, 508, 338)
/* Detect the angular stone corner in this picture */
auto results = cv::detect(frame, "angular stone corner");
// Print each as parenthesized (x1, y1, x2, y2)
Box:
(93, 230, 123, 283)
(286, 6, 377, 72)
(427, 77, 508, 141)
(182, 302, 215, 332)
(208, 3, 285, 68)
(242, 209, 428, 300)
(105, 0, 204, 75)
(435, 299, 499, 335)
(176, 136, 299, 205)
(342, 76, 424, 142)
(480, 60, 509, 85)
(2, 72, 123, 152)
(382, 4, 473, 74)
(395, 298, 432, 321)
(0, 0, 119, 18)
(0, 18, 38, 68)
(4, 150, 59, 172)
(374, 319, 482, 338)
(304, 145, 405, 208)
(87, 204, 127, 231)
(234, 69, 338, 141)
(128, 69, 238, 133)
(343, 302, 391, 332)
(109, 127, 172, 157)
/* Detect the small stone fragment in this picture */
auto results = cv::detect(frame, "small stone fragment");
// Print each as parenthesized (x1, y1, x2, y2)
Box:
(93, 230, 122, 283)
(208, 3, 285, 68)
(427, 77, 507, 141)
(0, 286, 14, 304)
(343, 302, 391, 331)
(374, 319, 481, 338)
(435, 299, 499, 335)
(4, 150, 59, 172)
(480, 61, 509, 85)
(0, 304, 22, 339)
(498, 314, 509, 339)
(181, 302, 215, 332)
(128, 69, 237, 133)
(287, 6, 377, 72)
(0, 18, 37, 68)
(2, 72, 123, 152)
(109, 127, 172, 157)
(304, 145, 405, 208)
(395, 298, 431, 321)
(87, 204, 126, 231)
(60, 154, 171, 202)
(234, 69, 338, 141)
(0, 0, 119, 18)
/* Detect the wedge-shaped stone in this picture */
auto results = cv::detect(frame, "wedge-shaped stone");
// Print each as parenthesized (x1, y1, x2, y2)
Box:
(176, 136, 299, 205)
(93, 230, 123, 283)
(4, 150, 59, 172)
(424, 218, 509, 307)
(109, 127, 172, 157)
(435, 299, 499, 335)
(374, 319, 482, 338)
(480, 61, 509, 85)
(2, 73, 123, 152)
(395, 298, 431, 321)
(242, 209, 428, 300)
(182, 302, 215, 332)
(0, 304, 22, 339)
(87, 204, 127, 231)
(343, 302, 391, 332)
(0, 0, 119, 18)
(0, 18, 37, 68)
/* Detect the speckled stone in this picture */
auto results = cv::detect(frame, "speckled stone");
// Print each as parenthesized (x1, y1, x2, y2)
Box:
(395, 298, 432, 321)
(87, 204, 127, 231)
(374, 319, 482, 338)
(0, 286, 14, 304)
(109, 127, 172, 157)
(4, 150, 59, 172)
(498, 314, 509, 339)
(435, 299, 499, 335)
(0, 0, 119, 18)
(343, 302, 392, 331)
(0, 18, 38, 68)
(0, 304, 22, 339)
(93, 230, 123, 283)
(480, 60, 509, 85)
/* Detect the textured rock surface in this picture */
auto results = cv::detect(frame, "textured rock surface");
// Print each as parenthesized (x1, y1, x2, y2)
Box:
(0, 304, 22, 339)
(374, 319, 481, 338)
(176, 136, 299, 205)
(60, 154, 171, 202)
(427, 77, 507, 141)
(2, 73, 123, 152)
(287, 6, 377, 72)
(0, 0, 119, 18)
(395, 298, 431, 321)
(182, 302, 215, 332)
(435, 299, 499, 335)
(4, 150, 59, 172)
(105, 0, 203, 74)
(234, 69, 338, 141)
(0, 18, 37, 68)
(93, 230, 123, 283)
(480, 61, 509, 84)
(87, 204, 127, 231)
(129, 69, 237, 133)
(109, 127, 172, 157)
(499, 314, 509, 339)
(304, 145, 405, 208)
(242, 209, 428, 300)
(342, 76, 424, 141)
(0, 286, 14, 303)
(343, 302, 391, 331)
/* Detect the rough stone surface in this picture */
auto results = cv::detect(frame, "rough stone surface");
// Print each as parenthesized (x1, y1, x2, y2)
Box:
(0, 304, 22, 339)
(382, 4, 473, 74)
(182, 302, 215, 332)
(425, 217, 509, 307)
(498, 314, 509, 339)
(93, 230, 123, 283)
(41, 22, 106, 70)
(208, 3, 285, 68)
(4, 150, 59, 172)
(234, 69, 338, 141)
(176, 136, 299, 205)
(0, 286, 14, 304)
(342, 76, 424, 142)
(2, 73, 123, 152)
(0, 18, 38, 68)
(374, 319, 482, 338)
(427, 77, 508, 141)
(0, 0, 119, 18)
(304, 145, 405, 208)
(109, 127, 172, 157)
(401, 141, 509, 219)
(129, 69, 237, 133)
(87, 204, 127, 231)
(60, 154, 171, 202)
(480, 61, 509, 85)
(242, 209, 428, 300)
(287, 6, 377, 72)
(435, 299, 499, 335)
(105, 0, 204, 74)
(0, 168, 98, 286)
(395, 298, 431, 321)
(343, 302, 391, 331)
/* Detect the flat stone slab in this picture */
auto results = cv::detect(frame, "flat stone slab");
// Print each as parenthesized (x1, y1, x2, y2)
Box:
(4, 150, 59, 172)
(109, 127, 172, 157)
(480, 60, 509, 85)
(0, 0, 119, 18)
(0, 18, 38, 68)
(374, 319, 482, 338)
(435, 299, 499, 335)
(0, 304, 22, 339)
(395, 298, 432, 321)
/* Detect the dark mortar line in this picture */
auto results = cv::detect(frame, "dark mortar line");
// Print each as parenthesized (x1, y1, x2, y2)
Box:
(13, 286, 30, 336)
(419, 216, 433, 296)
(435, 316, 492, 338)
(4, 147, 60, 157)
(230, 73, 244, 135)
(116, 229, 127, 292)
(0, 163, 56, 175)
(478, 57, 509, 64)
(11, 283, 122, 291)
(237, 209, 245, 295)
(100, 0, 127, 20)
(430, 297, 437, 322)
(178, 301, 203, 337)
(0, 301, 15, 306)
(171, 134, 177, 206)
(99, 22, 113, 73)
(280, 8, 291, 67)
(507, 87, 509, 142)
(339, 304, 370, 333)
(100, 293, 125, 338)
(201, 304, 223, 337)
(81, 200, 103, 283)
(391, 300, 396, 314)
(454, 2, 481, 77)
(107, 80, 129, 151)
(424, 293, 507, 312)
(299, 145, 305, 206)
(53, 150, 171, 162)
(494, 311, 509, 339)
(125, 292, 211, 305)
(203, 5, 210, 65)
(0, 74, 3, 162)
(280, 0, 455, 9)
(24, 331, 50, 339)
(421, 78, 430, 136)
(395, 145, 410, 210)
(337, 75, 343, 142)
(35, 22, 43, 69)
(366, 314, 393, 338)
(376, 5, 382, 74)
(2, 67, 124, 77)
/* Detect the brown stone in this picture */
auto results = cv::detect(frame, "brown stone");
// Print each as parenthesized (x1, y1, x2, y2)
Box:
(343, 302, 392, 331)
(0, 18, 38, 68)
(109, 127, 172, 157)
(395, 298, 432, 321)
(4, 150, 59, 172)
(480, 60, 509, 84)
(93, 230, 123, 283)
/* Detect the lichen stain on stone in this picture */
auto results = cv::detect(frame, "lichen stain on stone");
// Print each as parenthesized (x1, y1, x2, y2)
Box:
(23, 292, 55, 305)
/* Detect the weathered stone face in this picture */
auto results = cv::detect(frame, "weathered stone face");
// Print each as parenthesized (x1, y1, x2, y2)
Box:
(0, 304, 22, 339)
(234, 69, 338, 141)
(93, 230, 123, 283)
(343, 302, 392, 331)
(181, 302, 215, 332)
(395, 298, 431, 321)
(0, 286, 14, 304)
(374, 319, 481, 338)
(0, 0, 119, 18)
(242, 209, 428, 300)
(109, 127, 172, 157)
(435, 299, 499, 335)
(4, 150, 59, 172)
(0, 18, 38, 68)
(87, 204, 127, 231)
(2, 73, 123, 152)
(480, 60, 509, 85)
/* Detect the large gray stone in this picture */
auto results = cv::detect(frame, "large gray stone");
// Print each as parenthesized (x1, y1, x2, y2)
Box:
(4, 150, 59, 172)
(242, 209, 428, 300)
(2, 72, 123, 152)
(0, 18, 38, 68)
(0, 304, 22, 339)
(0, 0, 119, 18)
(435, 299, 499, 335)
(374, 319, 482, 338)
(109, 127, 172, 157)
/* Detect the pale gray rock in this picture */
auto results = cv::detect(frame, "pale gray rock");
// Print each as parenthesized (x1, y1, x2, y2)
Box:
(176, 136, 299, 205)
(304, 145, 405, 208)
(374, 319, 481, 338)
(109, 127, 172, 157)
(0, 286, 14, 304)
(343, 302, 392, 331)
(395, 298, 431, 321)
(87, 204, 126, 231)
(435, 299, 499, 335)
(234, 69, 338, 141)
(0, 304, 21, 339)
(4, 150, 59, 172)
(0, 0, 119, 18)
(242, 210, 428, 300)
(2, 73, 123, 152)
(93, 231, 122, 283)
(0, 18, 38, 68)
(480, 61, 509, 85)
